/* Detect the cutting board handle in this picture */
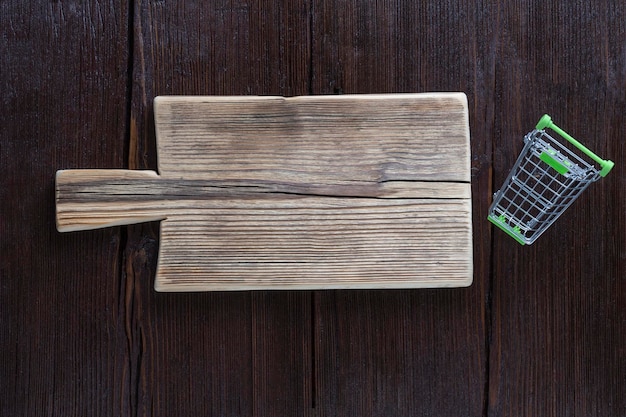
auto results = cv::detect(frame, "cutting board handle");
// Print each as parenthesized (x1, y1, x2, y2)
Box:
(55, 169, 167, 232)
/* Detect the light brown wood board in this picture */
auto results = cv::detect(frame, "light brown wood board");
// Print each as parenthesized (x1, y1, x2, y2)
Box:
(56, 93, 473, 291)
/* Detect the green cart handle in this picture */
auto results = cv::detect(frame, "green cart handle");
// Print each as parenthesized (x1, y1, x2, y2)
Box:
(536, 114, 614, 177)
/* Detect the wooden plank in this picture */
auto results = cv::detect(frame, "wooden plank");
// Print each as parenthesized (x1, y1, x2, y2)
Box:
(315, 290, 486, 416)
(488, 3, 626, 417)
(56, 93, 472, 290)
(56, 171, 471, 290)
(0, 1, 131, 416)
(55, 169, 470, 230)
(309, 1, 489, 416)
(154, 94, 471, 183)
(251, 292, 313, 416)
(128, 1, 315, 416)
(153, 198, 471, 290)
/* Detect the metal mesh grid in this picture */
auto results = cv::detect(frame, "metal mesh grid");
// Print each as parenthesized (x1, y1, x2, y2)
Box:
(488, 129, 601, 244)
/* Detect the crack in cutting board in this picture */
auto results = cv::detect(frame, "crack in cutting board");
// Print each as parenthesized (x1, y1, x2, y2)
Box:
(56, 93, 473, 291)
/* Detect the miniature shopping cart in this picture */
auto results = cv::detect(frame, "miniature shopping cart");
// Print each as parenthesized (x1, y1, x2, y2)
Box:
(488, 115, 614, 245)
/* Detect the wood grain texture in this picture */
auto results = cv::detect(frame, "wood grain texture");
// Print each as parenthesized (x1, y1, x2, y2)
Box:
(56, 93, 472, 290)
(154, 94, 470, 183)
(127, 0, 316, 415)
(315, 290, 485, 416)
(309, 2, 489, 416)
(0, 1, 131, 416)
(3, 0, 625, 416)
(488, 3, 626, 417)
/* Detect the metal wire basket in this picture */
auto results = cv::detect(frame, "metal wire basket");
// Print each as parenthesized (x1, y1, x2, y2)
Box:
(487, 115, 614, 245)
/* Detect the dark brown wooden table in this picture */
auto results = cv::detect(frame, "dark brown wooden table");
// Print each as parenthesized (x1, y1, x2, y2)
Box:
(1, 1, 624, 416)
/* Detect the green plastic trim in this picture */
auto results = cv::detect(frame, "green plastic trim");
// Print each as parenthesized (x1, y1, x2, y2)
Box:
(535, 114, 614, 177)
(540, 151, 569, 174)
(536, 114, 552, 130)
(488, 214, 526, 245)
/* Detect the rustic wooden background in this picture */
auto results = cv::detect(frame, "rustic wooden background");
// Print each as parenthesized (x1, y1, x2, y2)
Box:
(1, 1, 624, 416)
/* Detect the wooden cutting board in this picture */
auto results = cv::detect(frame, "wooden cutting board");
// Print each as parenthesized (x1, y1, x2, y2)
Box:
(56, 93, 472, 291)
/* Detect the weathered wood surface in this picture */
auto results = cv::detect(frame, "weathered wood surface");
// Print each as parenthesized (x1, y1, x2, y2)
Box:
(488, 4, 626, 416)
(153, 95, 470, 183)
(2, 0, 625, 416)
(56, 94, 472, 290)
(0, 1, 132, 416)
